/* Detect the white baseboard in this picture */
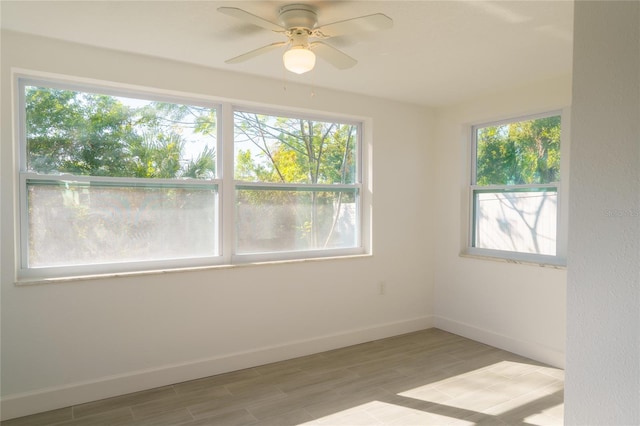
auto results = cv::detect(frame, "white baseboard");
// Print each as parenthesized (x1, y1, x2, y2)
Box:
(1, 315, 433, 421)
(433, 315, 565, 369)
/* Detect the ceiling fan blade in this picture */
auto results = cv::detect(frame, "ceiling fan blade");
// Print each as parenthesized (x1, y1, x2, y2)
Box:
(314, 13, 393, 39)
(225, 42, 288, 64)
(218, 7, 285, 32)
(310, 42, 357, 70)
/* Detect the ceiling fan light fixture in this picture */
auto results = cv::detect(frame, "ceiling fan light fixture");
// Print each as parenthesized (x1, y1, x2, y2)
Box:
(283, 46, 316, 74)
(219, 5, 393, 72)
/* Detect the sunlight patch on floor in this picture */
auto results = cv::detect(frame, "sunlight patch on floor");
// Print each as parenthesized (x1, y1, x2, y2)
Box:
(300, 400, 475, 426)
(301, 360, 564, 426)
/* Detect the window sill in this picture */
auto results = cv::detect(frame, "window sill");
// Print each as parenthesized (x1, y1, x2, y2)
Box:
(460, 249, 566, 269)
(14, 253, 373, 286)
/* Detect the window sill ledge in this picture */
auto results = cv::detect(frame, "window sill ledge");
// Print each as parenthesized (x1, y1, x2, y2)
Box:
(14, 254, 373, 286)
(459, 250, 566, 269)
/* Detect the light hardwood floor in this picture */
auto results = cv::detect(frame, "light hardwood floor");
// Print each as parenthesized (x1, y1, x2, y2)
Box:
(2, 329, 564, 426)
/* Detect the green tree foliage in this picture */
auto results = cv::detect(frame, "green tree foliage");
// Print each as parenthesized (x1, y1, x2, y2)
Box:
(233, 111, 356, 185)
(476, 115, 561, 186)
(27, 88, 137, 176)
(25, 86, 216, 179)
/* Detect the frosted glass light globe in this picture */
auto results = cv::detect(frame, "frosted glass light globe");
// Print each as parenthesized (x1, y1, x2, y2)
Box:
(283, 47, 316, 74)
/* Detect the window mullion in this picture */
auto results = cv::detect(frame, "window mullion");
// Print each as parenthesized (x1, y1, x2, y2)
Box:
(235, 182, 360, 190)
(471, 183, 559, 192)
(221, 102, 236, 263)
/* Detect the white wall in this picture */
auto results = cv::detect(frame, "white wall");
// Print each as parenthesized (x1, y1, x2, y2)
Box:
(431, 76, 571, 368)
(0, 31, 435, 420)
(565, 2, 640, 425)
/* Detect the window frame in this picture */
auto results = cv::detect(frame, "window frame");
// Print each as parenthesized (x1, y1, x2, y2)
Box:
(230, 105, 364, 264)
(465, 110, 566, 267)
(14, 72, 369, 282)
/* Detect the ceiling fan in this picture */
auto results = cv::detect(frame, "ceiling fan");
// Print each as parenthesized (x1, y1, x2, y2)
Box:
(218, 3, 393, 74)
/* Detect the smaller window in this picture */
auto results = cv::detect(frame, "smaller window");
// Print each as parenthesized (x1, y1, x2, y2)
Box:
(469, 112, 562, 263)
(233, 109, 361, 259)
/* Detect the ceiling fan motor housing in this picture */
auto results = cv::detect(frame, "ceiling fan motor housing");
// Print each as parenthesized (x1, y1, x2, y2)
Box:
(279, 4, 318, 30)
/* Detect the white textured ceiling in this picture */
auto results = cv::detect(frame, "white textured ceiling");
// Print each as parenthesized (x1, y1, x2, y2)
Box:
(0, 0, 574, 107)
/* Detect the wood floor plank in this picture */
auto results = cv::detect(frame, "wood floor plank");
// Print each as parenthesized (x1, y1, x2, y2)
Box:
(0, 408, 73, 426)
(72, 386, 176, 419)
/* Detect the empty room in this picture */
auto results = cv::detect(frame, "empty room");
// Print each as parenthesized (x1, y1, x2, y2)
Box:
(0, 1, 637, 425)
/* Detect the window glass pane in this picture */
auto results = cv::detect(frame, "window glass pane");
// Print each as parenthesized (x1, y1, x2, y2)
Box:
(234, 111, 358, 184)
(27, 180, 218, 268)
(473, 188, 557, 255)
(236, 188, 358, 254)
(475, 115, 561, 185)
(25, 85, 217, 179)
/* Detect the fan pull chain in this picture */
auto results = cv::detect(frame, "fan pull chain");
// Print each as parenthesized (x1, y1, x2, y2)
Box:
(280, 69, 317, 98)
(282, 65, 288, 92)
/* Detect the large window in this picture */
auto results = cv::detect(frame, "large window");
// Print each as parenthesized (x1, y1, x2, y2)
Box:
(469, 112, 563, 264)
(17, 77, 364, 280)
